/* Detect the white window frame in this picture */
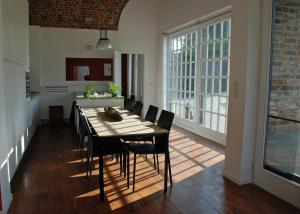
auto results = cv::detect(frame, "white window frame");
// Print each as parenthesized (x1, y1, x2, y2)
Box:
(164, 12, 231, 145)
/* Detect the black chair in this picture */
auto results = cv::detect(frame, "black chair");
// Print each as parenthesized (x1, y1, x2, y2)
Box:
(70, 100, 77, 127)
(124, 99, 135, 111)
(126, 110, 174, 192)
(131, 102, 143, 116)
(123, 105, 159, 168)
(81, 113, 130, 200)
(142, 105, 159, 162)
(145, 105, 159, 123)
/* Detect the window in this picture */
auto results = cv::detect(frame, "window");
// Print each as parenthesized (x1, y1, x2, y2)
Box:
(199, 20, 230, 134)
(166, 15, 231, 137)
(167, 31, 197, 121)
(263, 0, 300, 184)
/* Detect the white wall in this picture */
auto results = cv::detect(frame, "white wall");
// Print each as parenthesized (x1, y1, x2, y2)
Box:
(0, 0, 40, 212)
(30, 0, 160, 119)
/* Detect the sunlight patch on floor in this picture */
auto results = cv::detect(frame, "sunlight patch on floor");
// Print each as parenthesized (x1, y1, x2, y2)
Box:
(72, 127, 225, 211)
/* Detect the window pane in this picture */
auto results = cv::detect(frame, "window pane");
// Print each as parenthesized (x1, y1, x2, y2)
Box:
(192, 48, 196, 61)
(200, 78, 206, 93)
(186, 64, 190, 76)
(182, 35, 187, 48)
(187, 34, 191, 47)
(182, 50, 186, 63)
(214, 79, 220, 94)
(208, 43, 214, 58)
(212, 96, 218, 113)
(208, 61, 213, 76)
(192, 32, 197, 46)
(205, 112, 211, 128)
(202, 28, 207, 42)
(219, 97, 227, 115)
(202, 45, 207, 59)
(215, 42, 221, 58)
(215, 60, 220, 76)
(221, 78, 227, 95)
(186, 78, 190, 91)
(207, 78, 212, 94)
(222, 40, 229, 57)
(191, 78, 195, 91)
(208, 25, 214, 41)
(191, 63, 195, 77)
(218, 115, 226, 133)
(216, 23, 221, 39)
(200, 111, 204, 125)
(223, 20, 229, 38)
(222, 60, 228, 76)
(201, 62, 206, 76)
(205, 95, 211, 111)
(212, 113, 218, 131)
(182, 64, 186, 76)
(200, 95, 205, 109)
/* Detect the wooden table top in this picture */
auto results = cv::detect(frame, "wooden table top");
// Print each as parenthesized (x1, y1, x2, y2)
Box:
(82, 107, 169, 138)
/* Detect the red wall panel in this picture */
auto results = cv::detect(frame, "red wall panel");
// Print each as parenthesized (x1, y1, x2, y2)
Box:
(66, 58, 113, 81)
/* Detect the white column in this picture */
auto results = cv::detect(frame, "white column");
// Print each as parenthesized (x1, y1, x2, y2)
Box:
(223, 0, 262, 184)
(113, 50, 122, 95)
(127, 54, 132, 99)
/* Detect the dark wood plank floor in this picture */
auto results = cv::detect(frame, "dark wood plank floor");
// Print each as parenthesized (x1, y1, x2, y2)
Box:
(8, 124, 299, 214)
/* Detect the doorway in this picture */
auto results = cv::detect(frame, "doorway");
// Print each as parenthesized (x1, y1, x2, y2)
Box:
(120, 53, 144, 103)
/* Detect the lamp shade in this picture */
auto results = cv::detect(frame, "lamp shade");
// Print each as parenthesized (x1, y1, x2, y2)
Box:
(96, 29, 112, 50)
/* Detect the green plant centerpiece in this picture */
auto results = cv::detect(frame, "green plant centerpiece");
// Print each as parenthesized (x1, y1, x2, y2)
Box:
(84, 84, 94, 99)
(108, 82, 121, 97)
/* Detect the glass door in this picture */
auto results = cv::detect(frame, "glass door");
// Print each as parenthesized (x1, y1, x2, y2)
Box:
(254, 0, 300, 208)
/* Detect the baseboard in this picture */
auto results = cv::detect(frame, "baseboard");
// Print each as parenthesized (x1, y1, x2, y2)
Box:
(223, 171, 252, 185)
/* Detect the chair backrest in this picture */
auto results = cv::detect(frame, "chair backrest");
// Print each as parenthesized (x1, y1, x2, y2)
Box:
(145, 105, 159, 123)
(157, 110, 174, 131)
(70, 100, 77, 124)
(132, 102, 143, 116)
(129, 101, 137, 112)
(124, 99, 134, 111)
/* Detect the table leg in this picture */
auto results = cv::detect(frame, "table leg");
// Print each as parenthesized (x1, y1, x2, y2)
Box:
(99, 154, 104, 201)
(164, 153, 168, 193)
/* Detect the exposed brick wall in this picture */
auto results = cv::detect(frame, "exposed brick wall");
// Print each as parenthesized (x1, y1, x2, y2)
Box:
(29, 0, 129, 30)
(269, 0, 300, 130)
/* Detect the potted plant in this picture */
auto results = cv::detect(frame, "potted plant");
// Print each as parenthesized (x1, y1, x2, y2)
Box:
(84, 84, 94, 98)
(108, 82, 121, 97)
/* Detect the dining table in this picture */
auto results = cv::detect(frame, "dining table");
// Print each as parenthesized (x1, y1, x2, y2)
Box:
(81, 107, 170, 200)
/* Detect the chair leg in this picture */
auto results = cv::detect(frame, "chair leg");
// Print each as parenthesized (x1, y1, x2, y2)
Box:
(88, 152, 94, 185)
(123, 153, 126, 178)
(99, 155, 104, 201)
(145, 141, 147, 160)
(133, 153, 136, 192)
(156, 154, 160, 174)
(127, 152, 130, 189)
(151, 139, 156, 170)
(86, 148, 90, 177)
(120, 154, 123, 176)
(167, 152, 172, 187)
(153, 154, 156, 170)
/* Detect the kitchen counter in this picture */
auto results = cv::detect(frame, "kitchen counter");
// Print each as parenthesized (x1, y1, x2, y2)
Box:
(75, 94, 124, 108)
